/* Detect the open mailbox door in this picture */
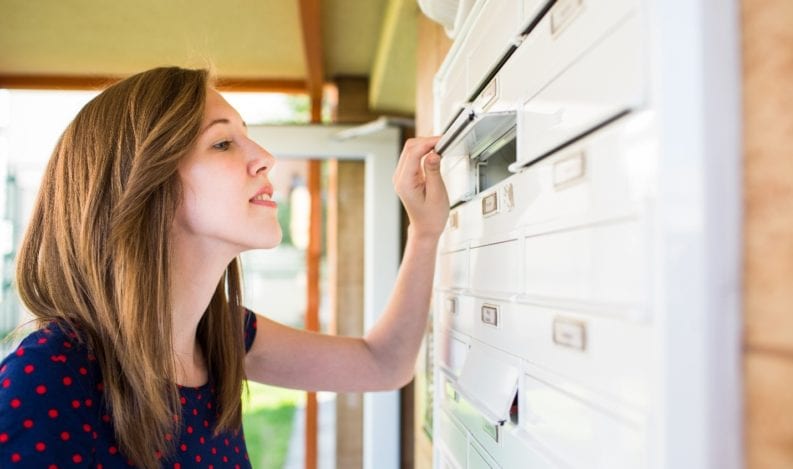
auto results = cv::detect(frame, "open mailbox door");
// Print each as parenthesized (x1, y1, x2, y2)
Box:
(436, 107, 518, 206)
(452, 342, 520, 426)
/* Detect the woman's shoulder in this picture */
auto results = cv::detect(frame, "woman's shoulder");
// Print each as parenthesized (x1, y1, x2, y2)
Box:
(0, 322, 103, 400)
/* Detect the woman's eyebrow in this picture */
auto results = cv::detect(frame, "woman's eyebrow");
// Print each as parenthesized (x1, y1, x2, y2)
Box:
(201, 118, 247, 134)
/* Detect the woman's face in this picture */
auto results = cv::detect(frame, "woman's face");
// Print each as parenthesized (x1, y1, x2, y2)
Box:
(174, 89, 281, 255)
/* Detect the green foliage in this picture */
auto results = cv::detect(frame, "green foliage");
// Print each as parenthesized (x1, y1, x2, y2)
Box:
(242, 382, 303, 468)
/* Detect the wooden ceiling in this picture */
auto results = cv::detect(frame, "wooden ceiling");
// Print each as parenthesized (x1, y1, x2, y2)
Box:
(0, 0, 419, 113)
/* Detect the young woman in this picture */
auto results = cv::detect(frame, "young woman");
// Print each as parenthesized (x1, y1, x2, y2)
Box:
(0, 67, 448, 468)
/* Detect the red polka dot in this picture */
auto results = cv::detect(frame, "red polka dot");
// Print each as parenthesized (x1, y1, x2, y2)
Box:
(174, 464, 181, 469)
(0, 432, 8, 443)
(72, 454, 82, 463)
(11, 452, 21, 462)
(37, 337, 47, 344)
(35, 441, 46, 451)
(195, 455, 202, 463)
(207, 402, 212, 409)
(1, 364, 6, 373)
(186, 425, 193, 434)
(60, 431, 70, 441)
(192, 408, 198, 416)
(164, 433, 173, 441)
(1, 378, 9, 388)
(23, 364, 34, 374)
(108, 445, 118, 455)
(63, 341, 72, 348)
(180, 396, 187, 405)
(96, 382, 104, 392)
(222, 456, 229, 463)
(102, 414, 111, 423)
(180, 443, 187, 452)
(199, 436, 205, 444)
(15, 347, 24, 357)
(62, 376, 73, 386)
(48, 408, 58, 418)
(71, 400, 81, 409)
(48, 465, 58, 469)
(36, 385, 47, 394)
(23, 419, 33, 429)
(79, 367, 87, 375)
(84, 399, 93, 407)
(155, 450, 162, 459)
(234, 445, 240, 453)
(10, 398, 21, 409)
(211, 447, 217, 455)
(82, 423, 92, 432)
(50, 354, 66, 363)
(204, 419, 210, 428)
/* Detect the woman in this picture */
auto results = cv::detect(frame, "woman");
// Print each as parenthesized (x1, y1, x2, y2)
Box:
(0, 67, 448, 467)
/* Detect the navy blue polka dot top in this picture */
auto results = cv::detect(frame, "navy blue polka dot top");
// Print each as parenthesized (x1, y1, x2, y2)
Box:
(0, 309, 259, 468)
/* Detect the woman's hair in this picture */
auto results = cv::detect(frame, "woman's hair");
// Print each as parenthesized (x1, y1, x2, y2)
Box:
(15, 67, 247, 468)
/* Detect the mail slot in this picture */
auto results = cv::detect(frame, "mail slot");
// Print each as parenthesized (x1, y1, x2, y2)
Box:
(516, 13, 645, 167)
(510, 112, 655, 235)
(497, 0, 641, 117)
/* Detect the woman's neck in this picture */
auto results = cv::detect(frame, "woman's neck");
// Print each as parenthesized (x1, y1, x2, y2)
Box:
(169, 230, 239, 386)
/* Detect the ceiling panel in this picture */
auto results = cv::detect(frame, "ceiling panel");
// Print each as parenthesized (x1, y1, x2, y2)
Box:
(0, 0, 307, 79)
(322, 0, 388, 77)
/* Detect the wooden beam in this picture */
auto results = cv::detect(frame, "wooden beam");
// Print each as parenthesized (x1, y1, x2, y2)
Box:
(298, 0, 324, 122)
(298, 1, 324, 468)
(0, 74, 307, 93)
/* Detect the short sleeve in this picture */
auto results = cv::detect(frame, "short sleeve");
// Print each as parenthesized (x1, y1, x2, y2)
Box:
(0, 327, 99, 466)
(243, 308, 258, 353)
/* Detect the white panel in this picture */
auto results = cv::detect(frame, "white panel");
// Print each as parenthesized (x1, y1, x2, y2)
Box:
(438, 409, 469, 469)
(523, 219, 649, 314)
(471, 298, 651, 409)
(522, 373, 646, 469)
(440, 293, 476, 337)
(470, 239, 520, 295)
(468, 442, 494, 469)
(438, 248, 469, 289)
(439, 331, 470, 378)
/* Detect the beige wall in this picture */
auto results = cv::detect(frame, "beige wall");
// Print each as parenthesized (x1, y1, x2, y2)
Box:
(412, 1, 793, 467)
(742, 0, 793, 466)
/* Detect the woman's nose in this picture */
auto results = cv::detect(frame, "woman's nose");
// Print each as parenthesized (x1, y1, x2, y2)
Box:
(249, 143, 275, 176)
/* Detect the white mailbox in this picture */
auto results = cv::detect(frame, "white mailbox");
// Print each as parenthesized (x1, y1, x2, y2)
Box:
(430, 0, 741, 468)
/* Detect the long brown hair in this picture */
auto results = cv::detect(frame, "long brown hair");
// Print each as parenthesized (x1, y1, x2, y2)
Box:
(15, 67, 247, 468)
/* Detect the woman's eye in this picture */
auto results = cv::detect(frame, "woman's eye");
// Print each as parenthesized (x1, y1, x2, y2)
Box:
(212, 140, 231, 151)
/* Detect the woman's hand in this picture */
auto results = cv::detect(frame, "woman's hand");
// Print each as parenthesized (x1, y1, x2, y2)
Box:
(392, 137, 450, 239)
